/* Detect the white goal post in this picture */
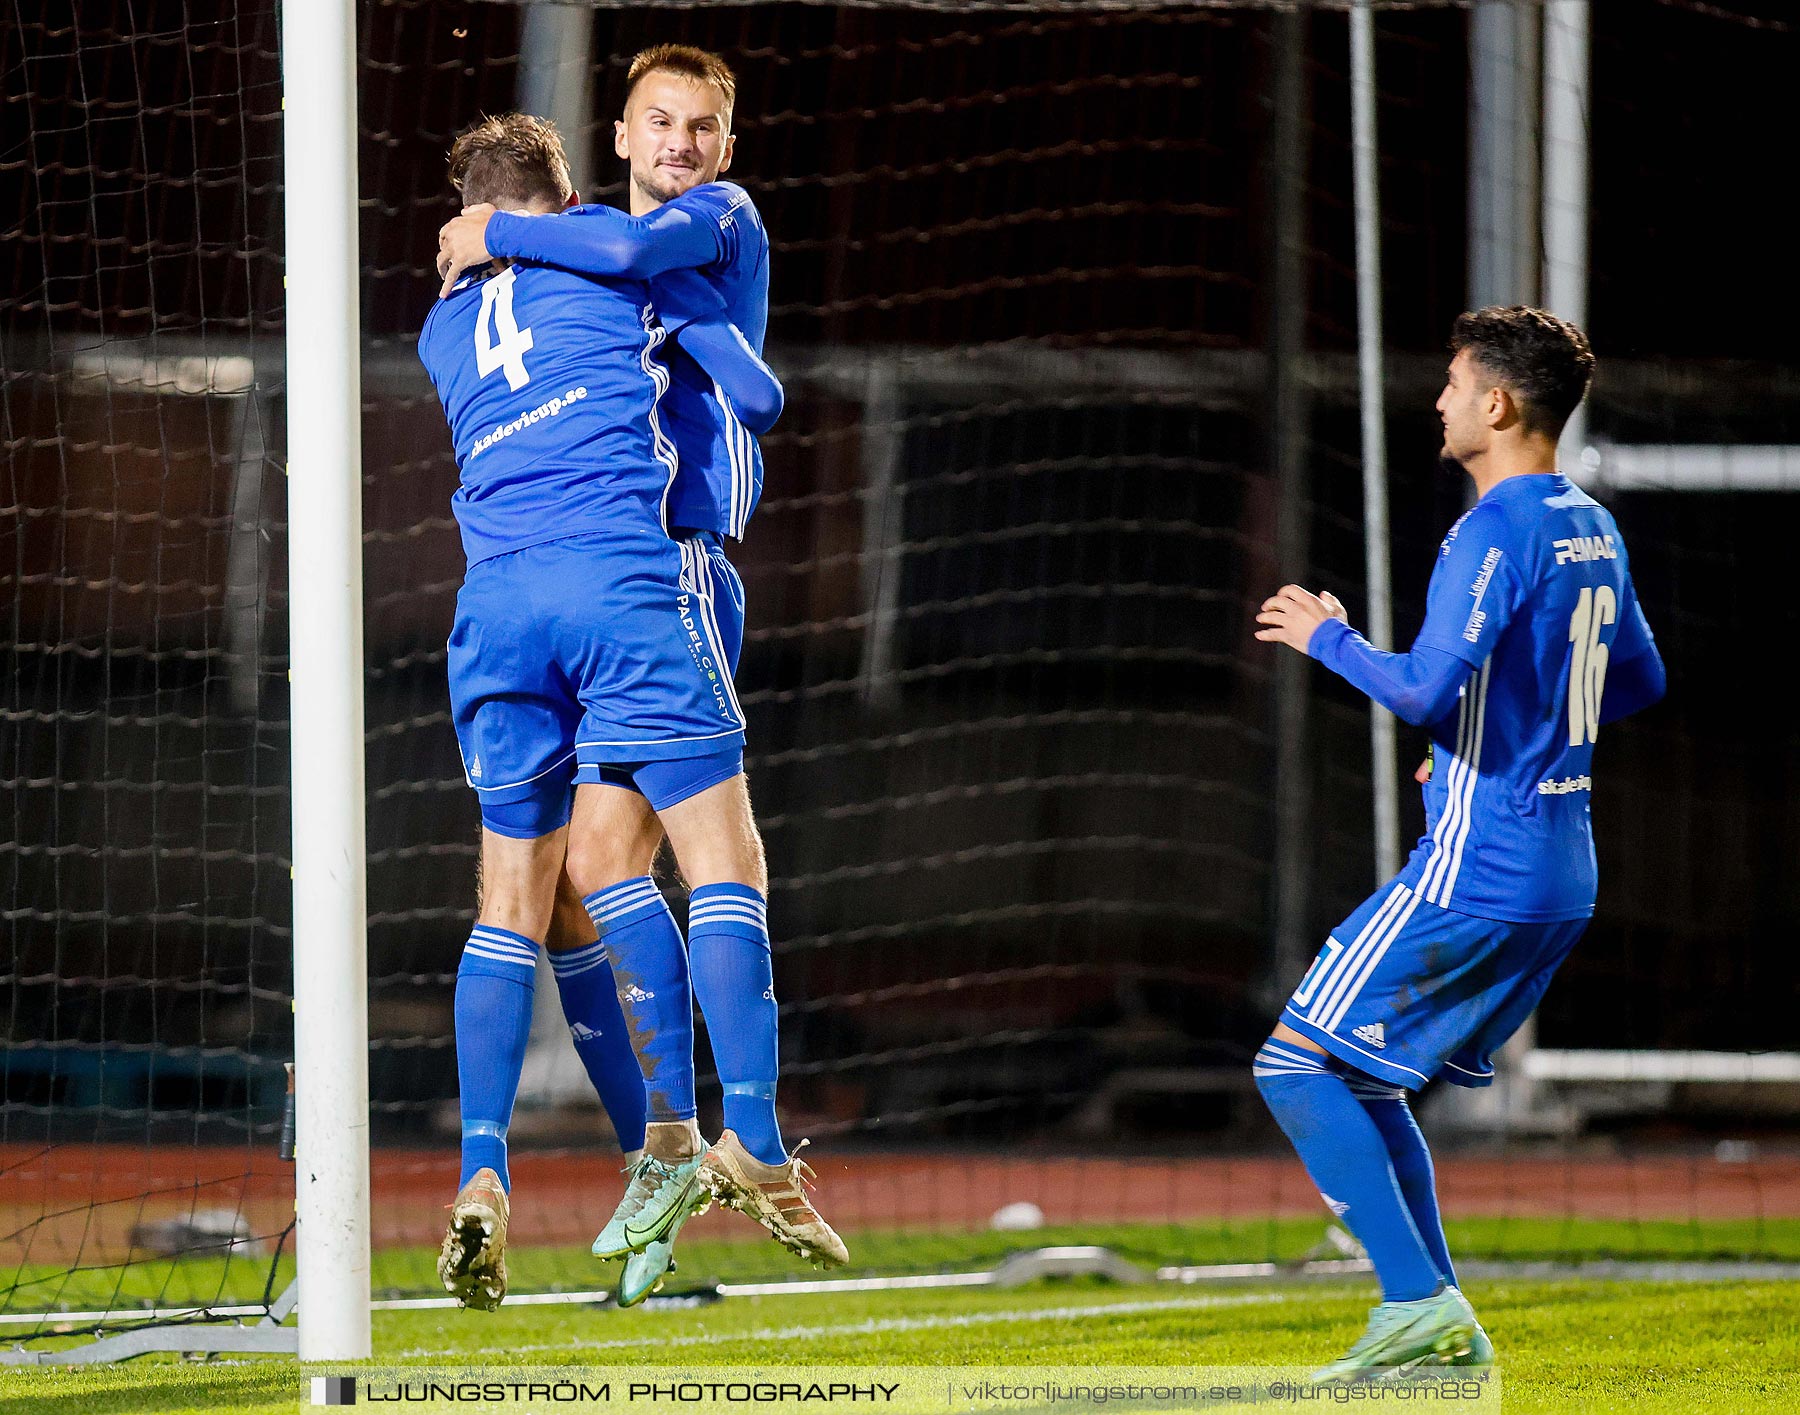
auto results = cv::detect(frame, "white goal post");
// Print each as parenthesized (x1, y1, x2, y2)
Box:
(283, 0, 374, 1363)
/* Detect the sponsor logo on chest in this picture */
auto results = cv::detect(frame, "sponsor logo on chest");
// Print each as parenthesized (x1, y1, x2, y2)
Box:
(1553, 534, 1617, 565)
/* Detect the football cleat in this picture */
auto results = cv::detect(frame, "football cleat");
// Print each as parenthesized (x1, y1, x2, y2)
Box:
(1311, 1285, 1478, 1383)
(700, 1131, 848, 1268)
(438, 1167, 509, 1312)
(615, 1158, 713, 1306)
(592, 1149, 707, 1260)
(616, 1235, 677, 1308)
(1450, 1314, 1496, 1367)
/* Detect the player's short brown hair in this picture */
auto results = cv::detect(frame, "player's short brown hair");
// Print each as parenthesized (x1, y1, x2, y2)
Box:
(625, 44, 737, 129)
(1451, 305, 1596, 439)
(446, 113, 573, 210)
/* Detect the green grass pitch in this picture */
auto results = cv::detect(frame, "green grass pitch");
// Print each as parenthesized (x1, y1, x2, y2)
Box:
(6, 1221, 1799, 1415)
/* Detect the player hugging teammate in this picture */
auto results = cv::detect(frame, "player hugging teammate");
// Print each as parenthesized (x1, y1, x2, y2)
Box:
(1255, 307, 1666, 1379)
(420, 45, 845, 1313)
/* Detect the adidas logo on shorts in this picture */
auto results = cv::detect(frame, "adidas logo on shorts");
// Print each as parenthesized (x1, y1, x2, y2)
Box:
(1353, 1022, 1387, 1049)
(624, 985, 655, 1003)
(1319, 1192, 1351, 1218)
(468, 754, 482, 780)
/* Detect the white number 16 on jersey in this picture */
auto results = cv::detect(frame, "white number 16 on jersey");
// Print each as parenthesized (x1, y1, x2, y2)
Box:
(1567, 584, 1616, 746)
(475, 265, 534, 391)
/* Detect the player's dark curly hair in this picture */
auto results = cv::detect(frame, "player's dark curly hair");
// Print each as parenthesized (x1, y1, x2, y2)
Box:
(1450, 305, 1596, 439)
(447, 113, 573, 211)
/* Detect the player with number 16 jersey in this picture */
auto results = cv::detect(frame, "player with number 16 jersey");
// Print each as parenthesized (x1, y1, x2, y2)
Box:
(1251, 307, 1667, 1378)
(1283, 464, 1661, 1090)
(1264, 332, 1667, 1091)
(1382, 469, 1653, 926)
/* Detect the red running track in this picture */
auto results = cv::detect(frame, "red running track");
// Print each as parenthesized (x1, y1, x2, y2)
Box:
(4, 1144, 1796, 1263)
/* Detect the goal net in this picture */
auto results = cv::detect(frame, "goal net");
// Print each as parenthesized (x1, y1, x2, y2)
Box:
(3, 0, 1794, 1354)
(1, 0, 294, 1351)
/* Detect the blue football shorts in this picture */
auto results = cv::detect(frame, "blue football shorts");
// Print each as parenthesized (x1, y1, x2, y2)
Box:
(447, 529, 746, 838)
(575, 529, 746, 808)
(1279, 881, 1589, 1091)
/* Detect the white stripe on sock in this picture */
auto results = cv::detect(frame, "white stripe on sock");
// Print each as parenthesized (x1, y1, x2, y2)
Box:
(465, 944, 538, 971)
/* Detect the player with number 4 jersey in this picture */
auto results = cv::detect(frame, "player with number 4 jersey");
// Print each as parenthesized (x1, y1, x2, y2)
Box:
(417, 109, 787, 1315)
(432, 50, 849, 1310)
(421, 249, 777, 806)
(1251, 307, 1666, 1381)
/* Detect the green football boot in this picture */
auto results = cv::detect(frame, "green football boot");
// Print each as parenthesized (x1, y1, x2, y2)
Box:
(1451, 1315, 1496, 1367)
(1405, 1294, 1495, 1371)
(616, 1235, 676, 1307)
(616, 1172, 712, 1308)
(591, 1149, 708, 1260)
(1311, 1286, 1478, 1384)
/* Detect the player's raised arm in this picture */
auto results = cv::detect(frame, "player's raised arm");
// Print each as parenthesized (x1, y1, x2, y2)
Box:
(1258, 501, 1524, 726)
(1309, 622, 1477, 728)
(443, 195, 727, 292)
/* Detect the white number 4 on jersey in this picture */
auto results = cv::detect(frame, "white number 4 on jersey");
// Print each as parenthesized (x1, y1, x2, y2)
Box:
(474, 265, 533, 391)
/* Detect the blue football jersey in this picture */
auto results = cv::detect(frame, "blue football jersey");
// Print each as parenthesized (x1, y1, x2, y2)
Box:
(1397, 473, 1656, 922)
(650, 183, 771, 540)
(418, 260, 677, 567)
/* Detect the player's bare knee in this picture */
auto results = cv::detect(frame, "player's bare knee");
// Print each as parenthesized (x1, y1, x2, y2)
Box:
(565, 830, 659, 899)
(565, 837, 634, 899)
(542, 873, 599, 954)
(475, 826, 565, 941)
(564, 785, 663, 898)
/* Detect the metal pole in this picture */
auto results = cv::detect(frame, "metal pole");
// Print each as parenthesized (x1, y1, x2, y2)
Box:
(519, 3, 596, 195)
(223, 377, 270, 717)
(1350, 1, 1401, 883)
(1543, 0, 1591, 466)
(282, 0, 372, 1361)
(858, 361, 905, 711)
(1267, 7, 1315, 998)
(1468, 0, 1541, 309)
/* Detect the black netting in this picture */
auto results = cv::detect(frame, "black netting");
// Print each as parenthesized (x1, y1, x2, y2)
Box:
(3, 0, 1794, 1335)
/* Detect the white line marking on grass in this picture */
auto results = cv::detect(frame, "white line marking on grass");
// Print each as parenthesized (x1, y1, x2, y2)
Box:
(392, 1291, 1301, 1361)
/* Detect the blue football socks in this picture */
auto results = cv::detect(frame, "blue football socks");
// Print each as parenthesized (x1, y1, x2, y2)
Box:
(548, 938, 648, 1156)
(688, 883, 786, 1165)
(583, 877, 696, 1123)
(1254, 1038, 1443, 1302)
(1347, 1074, 1459, 1288)
(455, 925, 540, 1191)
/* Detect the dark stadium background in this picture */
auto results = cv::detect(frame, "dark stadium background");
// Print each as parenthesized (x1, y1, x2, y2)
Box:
(3, 2, 1792, 1148)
